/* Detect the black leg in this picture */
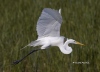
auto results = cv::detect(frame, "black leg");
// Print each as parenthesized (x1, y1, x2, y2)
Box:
(12, 48, 40, 65)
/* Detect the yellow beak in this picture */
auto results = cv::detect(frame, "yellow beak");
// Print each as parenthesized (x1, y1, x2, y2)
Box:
(75, 41, 84, 46)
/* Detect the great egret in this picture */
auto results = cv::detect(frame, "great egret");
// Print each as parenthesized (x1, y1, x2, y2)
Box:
(13, 8, 84, 65)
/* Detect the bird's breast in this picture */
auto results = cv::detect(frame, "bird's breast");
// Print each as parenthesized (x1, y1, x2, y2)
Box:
(48, 37, 63, 46)
(37, 37, 64, 46)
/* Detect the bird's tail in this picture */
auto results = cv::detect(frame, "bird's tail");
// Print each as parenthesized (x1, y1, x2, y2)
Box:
(20, 40, 40, 50)
(20, 45, 28, 50)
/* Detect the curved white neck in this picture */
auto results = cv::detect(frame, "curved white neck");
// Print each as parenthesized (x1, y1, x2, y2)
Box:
(58, 41, 72, 54)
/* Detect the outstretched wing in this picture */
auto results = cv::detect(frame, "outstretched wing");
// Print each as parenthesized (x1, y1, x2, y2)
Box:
(36, 8, 62, 38)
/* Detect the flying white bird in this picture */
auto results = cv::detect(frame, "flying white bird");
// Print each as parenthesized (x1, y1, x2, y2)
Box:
(13, 8, 84, 65)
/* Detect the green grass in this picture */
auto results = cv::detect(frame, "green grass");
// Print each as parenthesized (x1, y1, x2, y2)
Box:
(0, 0, 100, 72)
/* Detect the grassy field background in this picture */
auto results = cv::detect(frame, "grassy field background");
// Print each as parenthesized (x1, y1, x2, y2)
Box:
(0, 0, 100, 72)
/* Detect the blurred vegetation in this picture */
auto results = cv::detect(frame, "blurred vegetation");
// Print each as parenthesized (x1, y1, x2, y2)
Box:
(0, 0, 100, 72)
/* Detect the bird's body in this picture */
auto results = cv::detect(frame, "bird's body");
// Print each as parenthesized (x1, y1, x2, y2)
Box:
(32, 36, 64, 47)
(37, 36, 64, 47)
(27, 36, 63, 48)
(27, 36, 72, 54)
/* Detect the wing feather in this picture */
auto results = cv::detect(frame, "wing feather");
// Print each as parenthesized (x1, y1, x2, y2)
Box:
(36, 8, 62, 38)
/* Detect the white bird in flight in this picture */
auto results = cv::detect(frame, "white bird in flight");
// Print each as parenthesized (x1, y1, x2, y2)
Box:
(13, 8, 84, 65)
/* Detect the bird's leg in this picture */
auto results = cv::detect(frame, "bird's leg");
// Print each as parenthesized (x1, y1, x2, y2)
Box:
(12, 48, 40, 65)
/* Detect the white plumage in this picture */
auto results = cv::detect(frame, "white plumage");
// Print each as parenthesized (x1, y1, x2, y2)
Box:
(37, 8, 62, 38)
(22, 8, 84, 54)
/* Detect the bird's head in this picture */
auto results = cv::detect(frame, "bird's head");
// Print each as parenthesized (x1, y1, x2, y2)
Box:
(67, 39, 84, 45)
